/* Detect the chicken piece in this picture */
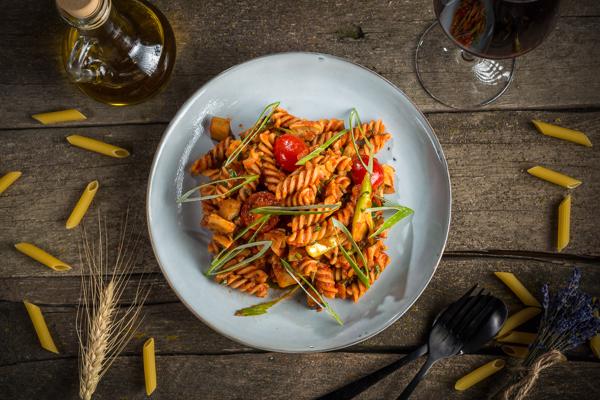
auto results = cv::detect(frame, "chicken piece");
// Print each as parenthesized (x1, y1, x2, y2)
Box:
(218, 199, 241, 221)
(213, 233, 233, 249)
(272, 261, 297, 288)
(206, 213, 236, 234)
(209, 117, 231, 141)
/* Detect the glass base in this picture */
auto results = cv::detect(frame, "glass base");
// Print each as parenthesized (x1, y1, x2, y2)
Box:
(415, 21, 516, 109)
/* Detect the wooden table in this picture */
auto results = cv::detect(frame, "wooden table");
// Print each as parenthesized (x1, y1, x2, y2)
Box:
(1, 0, 599, 399)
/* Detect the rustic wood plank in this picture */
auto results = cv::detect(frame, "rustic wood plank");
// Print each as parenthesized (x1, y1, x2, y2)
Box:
(1, 352, 599, 400)
(1, 0, 600, 129)
(3, 257, 598, 366)
(1, 110, 598, 280)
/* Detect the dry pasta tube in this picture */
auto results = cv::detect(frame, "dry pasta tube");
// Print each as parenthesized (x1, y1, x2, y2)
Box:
(66, 135, 130, 158)
(32, 109, 86, 124)
(23, 300, 59, 354)
(557, 195, 571, 252)
(496, 331, 537, 345)
(455, 359, 505, 391)
(143, 338, 157, 396)
(496, 307, 541, 338)
(590, 335, 600, 359)
(494, 272, 540, 307)
(532, 120, 592, 147)
(0, 171, 22, 195)
(527, 166, 581, 189)
(15, 242, 71, 271)
(501, 345, 529, 359)
(66, 180, 99, 229)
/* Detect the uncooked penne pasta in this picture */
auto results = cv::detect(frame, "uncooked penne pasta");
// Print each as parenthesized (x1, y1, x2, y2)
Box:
(66, 180, 99, 229)
(496, 307, 541, 338)
(143, 338, 157, 396)
(527, 166, 581, 189)
(66, 134, 130, 158)
(494, 272, 541, 307)
(501, 345, 529, 359)
(532, 120, 592, 147)
(15, 242, 71, 271)
(32, 109, 86, 125)
(496, 331, 537, 345)
(590, 335, 600, 359)
(23, 300, 59, 354)
(455, 359, 505, 391)
(0, 171, 22, 195)
(557, 194, 571, 252)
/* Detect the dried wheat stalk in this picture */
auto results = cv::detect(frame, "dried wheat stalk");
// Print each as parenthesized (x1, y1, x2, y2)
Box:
(77, 210, 149, 400)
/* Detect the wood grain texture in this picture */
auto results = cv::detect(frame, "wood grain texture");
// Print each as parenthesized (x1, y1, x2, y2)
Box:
(1, 353, 599, 400)
(2, 1, 600, 397)
(0, 111, 598, 281)
(0, 0, 600, 129)
(3, 257, 599, 366)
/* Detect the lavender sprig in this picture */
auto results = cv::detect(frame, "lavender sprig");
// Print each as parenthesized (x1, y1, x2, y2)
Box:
(525, 268, 600, 366)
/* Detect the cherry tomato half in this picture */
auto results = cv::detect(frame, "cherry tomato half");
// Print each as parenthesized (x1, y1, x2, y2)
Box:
(351, 155, 384, 189)
(240, 191, 279, 231)
(274, 133, 309, 172)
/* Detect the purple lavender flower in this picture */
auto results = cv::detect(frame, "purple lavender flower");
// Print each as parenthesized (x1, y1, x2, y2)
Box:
(525, 267, 600, 366)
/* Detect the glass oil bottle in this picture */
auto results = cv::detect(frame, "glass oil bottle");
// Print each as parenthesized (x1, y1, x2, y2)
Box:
(56, 0, 176, 105)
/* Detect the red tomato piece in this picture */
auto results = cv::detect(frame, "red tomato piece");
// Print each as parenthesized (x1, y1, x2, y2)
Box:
(240, 191, 279, 231)
(274, 133, 309, 172)
(351, 155, 384, 189)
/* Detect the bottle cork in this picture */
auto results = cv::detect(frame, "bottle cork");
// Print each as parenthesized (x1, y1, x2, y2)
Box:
(56, 0, 100, 19)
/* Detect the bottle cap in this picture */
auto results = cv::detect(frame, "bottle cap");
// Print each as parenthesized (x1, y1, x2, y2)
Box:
(56, 0, 100, 19)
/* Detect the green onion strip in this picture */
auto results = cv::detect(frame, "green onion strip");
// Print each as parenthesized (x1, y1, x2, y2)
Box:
(177, 175, 258, 203)
(280, 259, 343, 325)
(223, 101, 280, 168)
(295, 129, 349, 166)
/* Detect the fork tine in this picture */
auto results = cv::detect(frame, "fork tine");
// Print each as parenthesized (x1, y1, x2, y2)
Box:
(437, 284, 478, 327)
(457, 296, 497, 339)
(453, 294, 493, 338)
(446, 288, 485, 332)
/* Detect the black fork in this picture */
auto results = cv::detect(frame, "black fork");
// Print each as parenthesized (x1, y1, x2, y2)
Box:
(396, 288, 494, 400)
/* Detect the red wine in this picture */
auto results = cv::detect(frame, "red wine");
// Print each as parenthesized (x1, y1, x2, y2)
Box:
(435, 0, 560, 59)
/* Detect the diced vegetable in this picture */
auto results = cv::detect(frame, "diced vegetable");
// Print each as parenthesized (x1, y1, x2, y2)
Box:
(212, 233, 233, 249)
(206, 213, 236, 234)
(272, 261, 298, 288)
(210, 117, 231, 141)
(218, 199, 241, 220)
(306, 237, 338, 258)
(352, 173, 374, 242)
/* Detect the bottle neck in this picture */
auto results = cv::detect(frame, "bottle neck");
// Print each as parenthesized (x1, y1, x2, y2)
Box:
(57, 0, 112, 30)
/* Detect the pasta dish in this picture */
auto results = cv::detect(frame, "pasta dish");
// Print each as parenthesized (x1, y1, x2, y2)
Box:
(181, 103, 412, 322)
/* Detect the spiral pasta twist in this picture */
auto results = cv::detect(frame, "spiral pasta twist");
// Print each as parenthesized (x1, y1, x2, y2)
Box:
(190, 137, 236, 175)
(191, 109, 399, 306)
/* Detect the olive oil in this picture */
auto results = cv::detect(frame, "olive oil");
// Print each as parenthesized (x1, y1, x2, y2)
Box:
(57, 0, 176, 106)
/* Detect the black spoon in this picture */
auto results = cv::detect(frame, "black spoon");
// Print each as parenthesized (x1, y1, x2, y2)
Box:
(317, 286, 507, 400)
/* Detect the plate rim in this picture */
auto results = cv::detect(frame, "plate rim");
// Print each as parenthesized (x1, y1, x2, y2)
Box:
(146, 51, 452, 353)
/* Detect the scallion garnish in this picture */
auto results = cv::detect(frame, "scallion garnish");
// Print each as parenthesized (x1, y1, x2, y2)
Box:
(331, 218, 369, 277)
(338, 244, 371, 289)
(250, 203, 341, 216)
(365, 204, 414, 238)
(295, 129, 349, 166)
(234, 285, 300, 316)
(348, 109, 374, 174)
(177, 175, 259, 203)
(280, 259, 343, 325)
(234, 214, 271, 241)
(206, 240, 272, 276)
(223, 101, 280, 167)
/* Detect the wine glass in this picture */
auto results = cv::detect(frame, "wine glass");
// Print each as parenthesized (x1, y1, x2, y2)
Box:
(416, 0, 561, 109)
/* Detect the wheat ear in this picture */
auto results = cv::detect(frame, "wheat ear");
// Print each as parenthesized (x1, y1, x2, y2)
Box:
(77, 210, 149, 400)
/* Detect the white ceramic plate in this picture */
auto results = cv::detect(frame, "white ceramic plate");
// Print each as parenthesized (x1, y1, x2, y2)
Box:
(147, 52, 451, 352)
